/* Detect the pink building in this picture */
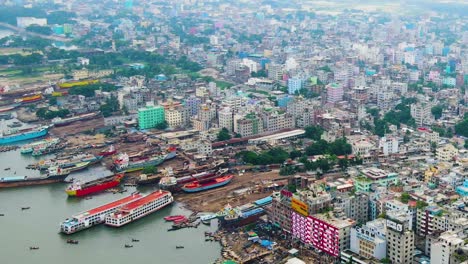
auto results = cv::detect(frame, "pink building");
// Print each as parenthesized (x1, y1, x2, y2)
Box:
(326, 83, 344, 103)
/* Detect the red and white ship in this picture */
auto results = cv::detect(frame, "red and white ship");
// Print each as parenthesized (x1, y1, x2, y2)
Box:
(60, 192, 143, 234)
(105, 190, 173, 227)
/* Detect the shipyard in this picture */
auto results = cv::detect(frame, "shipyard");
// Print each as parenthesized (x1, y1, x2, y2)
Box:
(1, 0, 468, 264)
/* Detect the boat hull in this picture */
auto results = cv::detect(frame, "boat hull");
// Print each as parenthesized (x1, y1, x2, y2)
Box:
(66, 179, 122, 197)
(181, 178, 233, 193)
(0, 128, 48, 145)
(116, 152, 176, 172)
(0, 175, 68, 188)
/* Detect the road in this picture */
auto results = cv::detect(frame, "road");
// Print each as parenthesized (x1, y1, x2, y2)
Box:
(0, 22, 72, 42)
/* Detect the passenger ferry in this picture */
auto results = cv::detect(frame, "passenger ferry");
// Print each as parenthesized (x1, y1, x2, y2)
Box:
(105, 190, 173, 227)
(60, 192, 143, 234)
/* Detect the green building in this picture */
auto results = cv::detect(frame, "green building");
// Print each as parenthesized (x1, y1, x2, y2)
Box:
(354, 168, 399, 192)
(138, 105, 165, 130)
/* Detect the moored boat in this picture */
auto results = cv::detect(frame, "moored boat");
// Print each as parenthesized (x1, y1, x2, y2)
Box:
(0, 126, 49, 145)
(164, 215, 186, 221)
(105, 190, 174, 227)
(181, 175, 234, 193)
(113, 149, 176, 173)
(98, 145, 117, 157)
(0, 173, 69, 188)
(51, 112, 100, 127)
(65, 173, 125, 197)
(60, 192, 143, 234)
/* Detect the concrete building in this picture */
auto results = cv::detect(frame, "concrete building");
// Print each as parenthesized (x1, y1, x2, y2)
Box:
(268, 64, 283, 81)
(309, 214, 355, 257)
(288, 78, 302, 95)
(436, 144, 459, 161)
(410, 102, 432, 126)
(138, 104, 165, 130)
(350, 219, 387, 260)
(164, 106, 190, 129)
(386, 211, 415, 264)
(263, 112, 295, 133)
(234, 114, 264, 137)
(184, 96, 201, 116)
(326, 83, 344, 104)
(430, 231, 464, 264)
(379, 136, 399, 156)
(335, 193, 369, 224)
(355, 168, 399, 192)
(268, 191, 293, 233)
(218, 107, 234, 132)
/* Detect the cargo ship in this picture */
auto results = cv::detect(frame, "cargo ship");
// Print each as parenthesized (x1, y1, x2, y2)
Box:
(159, 168, 228, 191)
(20, 138, 60, 154)
(60, 192, 143, 234)
(105, 190, 173, 227)
(0, 168, 69, 188)
(48, 162, 90, 176)
(51, 112, 100, 127)
(98, 145, 116, 157)
(181, 175, 234, 193)
(37, 154, 102, 170)
(113, 150, 176, 172)
(65, 173, 125, 197)
(0, 126, 49, 145)
(220, 207, 265, 228)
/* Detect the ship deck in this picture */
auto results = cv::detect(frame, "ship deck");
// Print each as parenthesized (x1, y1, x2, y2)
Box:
(119, 191, 168, 211)
(76, 193, 143, 217)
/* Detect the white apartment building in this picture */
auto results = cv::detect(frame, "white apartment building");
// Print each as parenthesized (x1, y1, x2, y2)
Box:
(263, 113, 294, 133)
(411, 102, 433, 126)
(218, 107, 233, 132)
(350, 220, 387, 260)
(436, 144, 459, 162)
(165, 107, 190, 129)
(430, 231, 464, 264)
(380, 136, 399, 156)
(386, 211, 415, 264)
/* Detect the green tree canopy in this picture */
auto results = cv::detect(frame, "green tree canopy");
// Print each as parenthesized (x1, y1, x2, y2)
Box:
(217, 128, 231, 141)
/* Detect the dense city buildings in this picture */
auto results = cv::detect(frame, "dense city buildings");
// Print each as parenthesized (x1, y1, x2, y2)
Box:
(0, 0, 467, 263)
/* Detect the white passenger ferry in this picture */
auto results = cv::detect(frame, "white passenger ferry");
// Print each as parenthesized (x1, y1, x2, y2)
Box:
(60, 192, 143, 234)
(105, 190, 173, 227)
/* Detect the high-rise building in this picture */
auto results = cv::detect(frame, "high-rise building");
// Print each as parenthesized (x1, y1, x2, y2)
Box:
(326, 83, 344, 103)
(430, 231, 464, 264)
(350, 219, 387, 260)
(138, 104, 165, 130)
(218, 107, 233, 132)
(288, 78, 302, 94)
(386, 211, 415, 264)
(334, 193, 369, 224)
(410, 102, 432, 126)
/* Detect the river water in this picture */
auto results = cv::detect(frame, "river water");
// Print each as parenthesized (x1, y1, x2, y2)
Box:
(0, 148, 221, 264)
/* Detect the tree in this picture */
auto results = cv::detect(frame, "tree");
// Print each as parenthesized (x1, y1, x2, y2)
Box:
(455, 119, 468, 137)
(431, 105, 443, 120)
(400, 192, 410, 203)
(217, 128, 231, 141)
(304, 125, 324, 140)
(49, 97, 57, 106)
(465, 140, 468, 149)
(338, 157, 349, 170)
(289, 150, 303, 160)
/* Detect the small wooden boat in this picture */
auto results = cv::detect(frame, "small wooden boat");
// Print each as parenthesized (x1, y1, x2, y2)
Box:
(131, 239, 139, 242)
(164, 215, 185, 221)
(176, 246, 184, 249)
(21, 207, 30, 210)
(4, 167, 10, 170)
(29, 247, 39, 250)
(66, 239, 79, 244)
(124, 244, 133, 248)
(0, 214, 4, 216)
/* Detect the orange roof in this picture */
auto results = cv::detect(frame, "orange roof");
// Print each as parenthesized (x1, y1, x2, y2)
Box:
(87, 193, 143, 215)
(120, 191, 170, 211)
